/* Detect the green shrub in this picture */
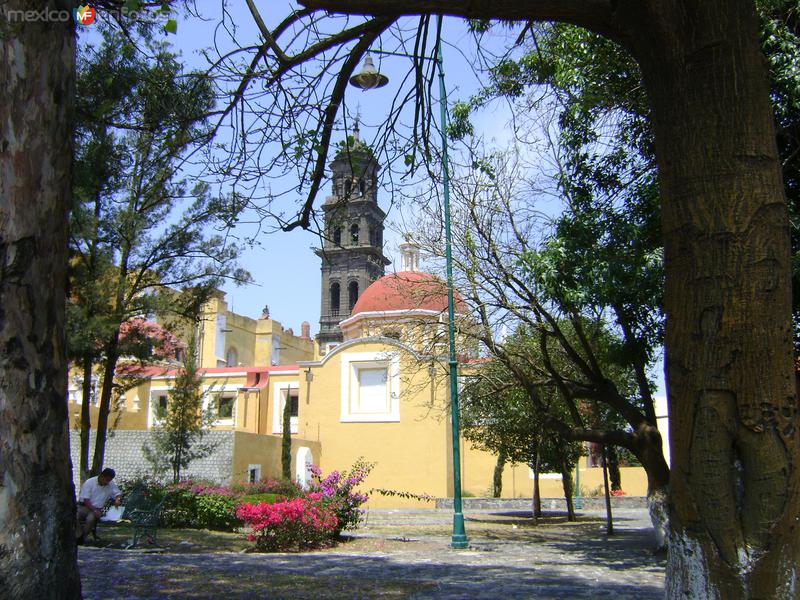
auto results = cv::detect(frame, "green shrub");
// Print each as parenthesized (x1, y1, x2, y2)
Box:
(238, 493, 281, 505)
(194, 494, 240, 531)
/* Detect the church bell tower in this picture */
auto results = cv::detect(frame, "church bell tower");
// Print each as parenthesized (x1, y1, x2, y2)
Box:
(316, 127, 390, 352)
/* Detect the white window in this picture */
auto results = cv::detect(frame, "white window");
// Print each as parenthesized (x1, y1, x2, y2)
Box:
(147, 388, 170, 428)
(272, 382, 299, 433)
(340, 352, 400, 422)
(354, 368, 388, 413)
(209, 393, 235, 425)
(248, 464, 262, 483)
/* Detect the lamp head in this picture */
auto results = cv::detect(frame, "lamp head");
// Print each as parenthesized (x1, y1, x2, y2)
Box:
(349, 54, 389, 90)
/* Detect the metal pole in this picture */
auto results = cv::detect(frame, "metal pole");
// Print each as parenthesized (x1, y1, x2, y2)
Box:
(437, 14, 468, 549)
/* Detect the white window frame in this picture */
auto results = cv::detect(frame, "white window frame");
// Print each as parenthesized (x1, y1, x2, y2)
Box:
(340, 351, 400, 422)
(272, 381, 300, 434)
(203, 384, 238, 426)
(148, 387, 170, 428)
(247, 464, 262, 483)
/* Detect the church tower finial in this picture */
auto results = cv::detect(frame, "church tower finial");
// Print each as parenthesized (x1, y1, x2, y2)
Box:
(399, 241, 421, 272)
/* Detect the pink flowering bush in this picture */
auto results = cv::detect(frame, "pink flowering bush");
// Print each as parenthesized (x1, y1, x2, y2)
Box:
(307, 458, 373, 535)
(236, 498, 339, 552)
(153, 479, 303, 531)
(118, 318, 184, 362)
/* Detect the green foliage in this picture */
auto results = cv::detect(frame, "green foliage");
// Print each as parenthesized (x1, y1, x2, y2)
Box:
(69, 25, 250, 474)
(228, 479, 304, 499)
(120, 479, 298, 532)
(334, 134, 376, 161)
(238, 493, 281, 505)
(458, 8, 800, 348)
(370, 488, 435, 502)
(460, 333, 584, 477)
(308, 459, 373, 535)
(281, 393, 292, 481)
(142, 335, 217, 483)
(193, 494, 240, 531)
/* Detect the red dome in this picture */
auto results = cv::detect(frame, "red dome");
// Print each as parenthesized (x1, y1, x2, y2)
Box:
(351, 271, 466, 315)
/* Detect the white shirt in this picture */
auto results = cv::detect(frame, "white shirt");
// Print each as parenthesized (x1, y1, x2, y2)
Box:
(79, 476, 121, 509)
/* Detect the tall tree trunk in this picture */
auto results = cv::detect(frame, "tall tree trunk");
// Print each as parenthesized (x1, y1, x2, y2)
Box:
(0, 2, 81, 597)
(601, 446, 614, 536)
(90, 335, 120, 476)
(606, 445, 621, 492)
(79, 353, 93, 483)
(626, 2, 799, 596)
(630, 424, 671, 549)
(560, 461, 576, 522)
(493, 447, 506, 498)
(532, 443, 542, 520)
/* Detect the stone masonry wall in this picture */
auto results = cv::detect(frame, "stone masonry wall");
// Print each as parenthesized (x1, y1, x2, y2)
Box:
(69, 429, 234, 492)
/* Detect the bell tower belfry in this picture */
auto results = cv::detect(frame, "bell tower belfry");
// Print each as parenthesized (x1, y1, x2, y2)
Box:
(315, 127, 390, 352)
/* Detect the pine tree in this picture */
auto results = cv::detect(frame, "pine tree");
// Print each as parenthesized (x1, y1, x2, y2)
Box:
(143, 337, 216, 483)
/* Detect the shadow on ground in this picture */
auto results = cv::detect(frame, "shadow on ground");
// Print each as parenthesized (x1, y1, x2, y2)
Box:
(80, 548, 664, 599)
(79, 508, 665, 599)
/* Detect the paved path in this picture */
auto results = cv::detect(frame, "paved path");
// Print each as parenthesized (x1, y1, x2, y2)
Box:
(80, 508, 665, 599)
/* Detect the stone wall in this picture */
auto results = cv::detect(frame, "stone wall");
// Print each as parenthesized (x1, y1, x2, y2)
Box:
(69, 429, 235, 492)
(436, 496, 648, 510)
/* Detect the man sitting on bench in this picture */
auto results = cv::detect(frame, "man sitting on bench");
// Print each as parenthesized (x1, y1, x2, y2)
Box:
(76, 467, 122, 545)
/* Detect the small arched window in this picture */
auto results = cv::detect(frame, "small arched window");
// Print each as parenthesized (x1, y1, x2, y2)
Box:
(344, 178, 352, 196)
(333, 227, 342, 246)
(348, 281, 359, 312)
(330, 282, 340, 316)
(350, 223, 359, 245)
(359, 179, 366, 195)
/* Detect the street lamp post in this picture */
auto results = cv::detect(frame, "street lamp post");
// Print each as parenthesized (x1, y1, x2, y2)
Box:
(349, 15, 468, 549)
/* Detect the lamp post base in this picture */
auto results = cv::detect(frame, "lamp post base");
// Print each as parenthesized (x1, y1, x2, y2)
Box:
(450, 513, 469, 549)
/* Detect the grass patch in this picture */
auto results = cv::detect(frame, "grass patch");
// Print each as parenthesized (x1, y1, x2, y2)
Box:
(92, 523, 245, 553)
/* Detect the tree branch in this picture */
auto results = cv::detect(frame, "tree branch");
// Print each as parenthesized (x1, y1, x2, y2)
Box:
(298, 0, 618, 36)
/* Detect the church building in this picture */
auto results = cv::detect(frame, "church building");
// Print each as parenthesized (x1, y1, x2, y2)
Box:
(67, 135, 653, 506)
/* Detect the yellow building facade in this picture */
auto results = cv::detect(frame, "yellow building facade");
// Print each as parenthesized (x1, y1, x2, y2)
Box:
(68, 258, 659, 507)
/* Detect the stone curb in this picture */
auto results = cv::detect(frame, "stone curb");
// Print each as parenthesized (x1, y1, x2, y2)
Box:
(435, 496, 648, 510)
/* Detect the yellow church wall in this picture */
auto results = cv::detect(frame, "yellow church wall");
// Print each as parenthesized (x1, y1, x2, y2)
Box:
(299, 340, 453, 508)
(196, 295, 314, 369)
(460, 441, 651, 499)
(66, 377, 152, 431)
(231, 431, 321, 483)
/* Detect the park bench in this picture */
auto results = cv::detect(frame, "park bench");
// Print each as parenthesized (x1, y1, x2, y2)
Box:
(118, 486, 170, 548)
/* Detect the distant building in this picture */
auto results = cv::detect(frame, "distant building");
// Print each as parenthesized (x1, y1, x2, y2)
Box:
(68, 138, 654, 505)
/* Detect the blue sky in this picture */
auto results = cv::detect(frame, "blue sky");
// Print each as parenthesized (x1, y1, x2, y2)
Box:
(82, 2, 666, 394)
(157, 3, 506, 332)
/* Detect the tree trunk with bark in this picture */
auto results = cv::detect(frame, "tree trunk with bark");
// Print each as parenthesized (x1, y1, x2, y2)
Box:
(606, 445, 621, 492)
(560, 461, 576, 522)
(90, 334, 120, 476)
(625, 2, 800, 596)
(296, 0, 798, 593)
(493, 448, 506, 498)
(79, 354, 93, 483)
(0, 2, 81, 597)
(531, 445, 542, 520)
